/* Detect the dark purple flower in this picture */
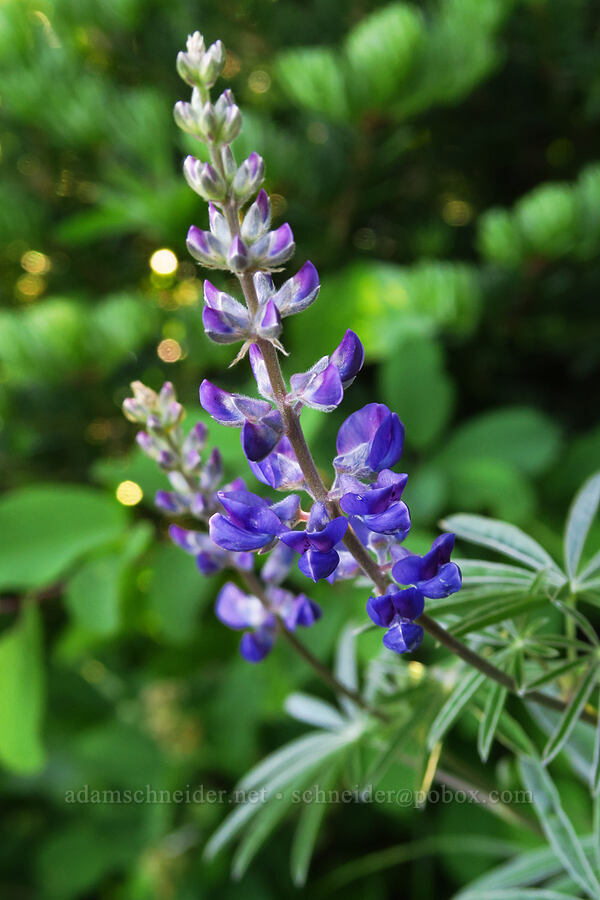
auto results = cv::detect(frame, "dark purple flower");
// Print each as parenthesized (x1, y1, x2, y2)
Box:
(241, 409, 284, 462)
(392, 533, 462, 599)
(209, 489, 299, 552)
(215, 581, 321, 663)
(340, 469, 410, 537)
(248, 435, 305, 491)
(280, 501, 348, 582)
(202, 280, 250, 344)
(330, 330, 365, 388)
(271, 261, 320, 317)
(334, 403, 405, 477)
(366, 585, 425, 655)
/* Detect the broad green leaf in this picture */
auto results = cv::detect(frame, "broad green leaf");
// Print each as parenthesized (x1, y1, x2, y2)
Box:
(542, 664, 598, 763)
(0, 485, 127, 590)
(439, 407, 561, 476)
(345, 3, 423, 109)
(276, 47, 349, 120)
(146, 544, 210, 643)
(284, 693, 347, 731)
(441, 514, 564, 578)
(65, 553, 124, 635)
(290, 762, 340, 887)
(478, 681, 508, 762)
(378, 334, 454, 450)
(428, 668, 486, 749)
(565, 472, 600, 581)
(0, 604, 45, 773)
(519, 756, 600, 899)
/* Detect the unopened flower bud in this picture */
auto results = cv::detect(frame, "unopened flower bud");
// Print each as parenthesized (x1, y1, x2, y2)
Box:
(232, 152, 265, 203)
(122, 398, 146, 423)
(198, 40, 226, 87)
(227, 235, 250, 272)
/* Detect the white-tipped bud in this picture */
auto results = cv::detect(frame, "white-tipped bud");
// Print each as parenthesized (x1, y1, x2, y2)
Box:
(183, 157, 227, 201)
(198, 40, 226, 87)
(173, 100, 202, 136)
(232, 152, 265, 203)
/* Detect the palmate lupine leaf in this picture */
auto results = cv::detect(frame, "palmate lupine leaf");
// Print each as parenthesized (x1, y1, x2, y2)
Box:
(553, 599, 600, 648)
(519, 756, 600, 899)
(457, 559, 538, 587)
(457, 890, 583, 900)
(524, 657, 592, 692)
(453, 835, 596, 898)
(578, 548, 600, 587)
(541, 664, 598, 764)
(478, 680, 509, 762)
(335, 624, 360, 718)
(591, 688, 600, 795)
(290, 761, 340, 887)
(449, 594, 549, 638)
(428, 667, 486, 749)
(284, 693, 348, 731)
(565, 471, 600, 582)
(441, 514, 565, 581)
(427, 585, 533, 618)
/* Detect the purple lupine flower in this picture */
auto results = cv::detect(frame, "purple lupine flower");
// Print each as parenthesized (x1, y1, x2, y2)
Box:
(209, 489, 299, 552)
(241, 408, 284, 462)
(392, 533, 462, 599)
(169, 524, 231, 574)
(256, 298, 283, 343)
(334, 403, 405, 477)
(227, 235, 250, 272)
(183, 156, 226, 201)
(199, 380, 271, 426)
(280, 501, 348, 581)
(186, 225, 226, 268)
(366, 585, 425, 655)
(232, 151, 265, 203)
(215, 581, 321, 662)
(241, 189, 271, 243)
(270, 261, 320, 318)
(202, 280, 250, 344)
(289, 359, 344, 412)
(330, 330, 365, 388)
(248, 435, 305, 491)
(181, 422, 208, 473)
(251, 223, 295, 269)
(339, 469, 410, 537)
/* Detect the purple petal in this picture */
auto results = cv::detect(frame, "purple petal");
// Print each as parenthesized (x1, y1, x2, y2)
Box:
(217, 489, 283, 535)
(258, 298, 282, 340)
(361, 501, 411, 537)
(391, 587, 425, 620)
(369, 413, 404, 472)
(199, 380, 244, 425)
(280, 530, 310, 553)
(241, 409, 284, 462)
(308, 516, 348, 552)
(298, 548, 340, 582)
(216, 582, 266, 630)
(330, 330, 365, 387)
(418, 562, 462, 599)
(209, 513, 274, 551)
(269, 493, 301, 526)
(382, 621, 424, 654)
(240, 626, 275, 662)
(366, 593, 396, 628)
(272, 261, 320, 317)
(298, 362, 344, 412)
(248, 344, 274, 400)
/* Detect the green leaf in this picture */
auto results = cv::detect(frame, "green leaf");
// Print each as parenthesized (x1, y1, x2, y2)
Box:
(378, 335, 454, 450)
(457, 559, 538, 588)
(146, 543, 210, 643)
(290, 762, 340, 887)
(64, 553, 124, 635)
(0, 604, 45, 773)
(284, 693, 347, 731)
(344, 3, 423, 110)
(524, 658, 591, 692)
(441, 513, 564, 579)
(335, 624, 359, 717)
(439, 407, 561, 476)
(276, 47, 349, 120)
(0, 485, 127, 590)
(519, 756, 600, 899)
(428, 668, 486, 749)
(542, 665, 598, 763)
(478, 681, 508, 763)
(450, 594, 548, 638)
(590, 688, 600, 795)
(565, 472, 600, 582)
(458, 890, 584, 899)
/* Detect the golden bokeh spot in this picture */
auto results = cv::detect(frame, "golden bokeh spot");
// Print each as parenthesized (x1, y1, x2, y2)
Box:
(116, 480, 143, 506)
(150, 248, 178, 275)
(270, 193, 287, 218)
(173, 279, 200, 306)
(248, 69, 271, 93)
(223, 50, 241, 79)
(408, 660, 425, 684)
(81, 660, 106, 684)
(16, 273, 46, 301)
(21, 250, 51, 275)
(157, 338, 182, 363)
(442, 198, 474, 227)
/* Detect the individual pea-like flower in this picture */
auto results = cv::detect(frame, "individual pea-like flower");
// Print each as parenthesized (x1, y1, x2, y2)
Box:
(392, 533, 462, 599)
(367, 585, 425, 654)
(215, 581, 321, 662)
(209, 489, 300, 552)
(232, 151, 265, 203)
(280, 501, 348, 581)
(202, 281, 251, 344)
(248, 435, 306, 492)
(253, 261, 320, 320)
(334, 403, 405, 478)
(288, 330, 365, 413)
(169, 524, 252, 575)
(339, 469, 410, 537)
(199, 380, 284, 462)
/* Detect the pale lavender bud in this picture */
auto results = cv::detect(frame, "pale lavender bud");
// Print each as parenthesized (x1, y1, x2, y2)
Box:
(201, 447, 223, 490)
(157, 449, 178, 470)
(136, 430, 157, 457)
(155, 490, 189, 514)
(257, 298, 282, 341)
(251, 223, 295, 269)
(176, 32, 206, 86)
(198, 40, 226, 87)
(207, 203, 230, 243)
(122, 398, 146, 423)
(241, 190, 271, 244)
(227, 235, 250, 272)
(198, 102, 219, 142)
(131, 381, 158, 407)
(186, 226, 226, 268)
(146, 414, 163, 434)
(173, 100, 202, 136)
(183, 157, 227, 202)
(221, 146, 237, 180)
(232, 152, 265, 203)
(183, 421, 208, 454)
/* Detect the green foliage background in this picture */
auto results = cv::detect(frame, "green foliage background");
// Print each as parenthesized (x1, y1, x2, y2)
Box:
(0, 0, 599, 896)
